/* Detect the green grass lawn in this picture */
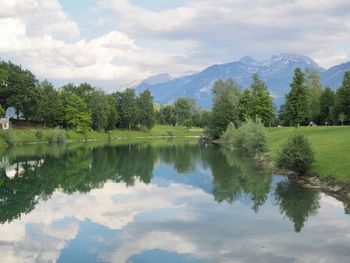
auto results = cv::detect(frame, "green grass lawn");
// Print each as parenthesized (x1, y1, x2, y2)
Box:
(266, 126, 350, 182)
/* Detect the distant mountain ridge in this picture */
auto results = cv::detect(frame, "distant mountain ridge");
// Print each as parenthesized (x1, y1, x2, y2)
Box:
(135, 53, 350, 107)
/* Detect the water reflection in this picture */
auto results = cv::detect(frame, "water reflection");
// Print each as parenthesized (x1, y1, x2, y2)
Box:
(275, 181, 320, 232)
(0, 140, 349, 262)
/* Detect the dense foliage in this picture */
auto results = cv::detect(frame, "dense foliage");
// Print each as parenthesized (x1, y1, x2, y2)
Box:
(2, 58, 350, 135)
(0, 60, 156, 132)
(276, 132, 315, 175)
(157, 97, 210, 129)
(283, 68, 309, 126)
(208, 79, 241, 138)
(280, 68, 350, 126)
(222, 119, 267, 157)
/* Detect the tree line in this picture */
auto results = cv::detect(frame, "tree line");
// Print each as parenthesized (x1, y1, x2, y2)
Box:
(207, 68, 350, 138)
(1, 59, 350, 134)
(0, 60, 155, 131)
(279, 68, 350, 127)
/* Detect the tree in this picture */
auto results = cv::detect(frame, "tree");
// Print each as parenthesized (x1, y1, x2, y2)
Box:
(284, 68, 308, 126)
(335, 71, 350, 122)
(319, 87, 335, 124)
(248, 73, 274, 126)
(137, 90, 156, 129)
(116, 89, 138, 129)
(173, 97, 196, 126)
(192, 108, 211, 128)
(305, 69, 322, 123)
(0, 105, 4, 117)
(239, 88, 252, 122)
(0, 61, 39, 119)
(37, 80, 64, 127)
(276, 132, 314, 175)
(61, 82, 94, 105)
(209, 79, 241, 138)
(159, 105, 176, 126)
(106, 95, 119, 131)
(89, 90, 109, 131)
(338, 113, 347, 125)
(63, 92, 91, 132)
(183, 118, 193, 131)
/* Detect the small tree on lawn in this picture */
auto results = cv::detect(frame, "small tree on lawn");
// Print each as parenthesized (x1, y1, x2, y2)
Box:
(338, 113, 347, 125)
(276, 132, 314, 175)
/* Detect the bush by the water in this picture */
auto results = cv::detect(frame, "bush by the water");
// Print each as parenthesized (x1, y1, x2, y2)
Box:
(35, 129, 44, 139)
(48, 129, 66, 144)
(222, 119, 267, 157)
(276, 132, 314, 175)
(0, 131, 17, 146)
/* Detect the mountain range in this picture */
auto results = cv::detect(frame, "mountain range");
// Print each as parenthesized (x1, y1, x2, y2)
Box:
(135, 53, 350, 108)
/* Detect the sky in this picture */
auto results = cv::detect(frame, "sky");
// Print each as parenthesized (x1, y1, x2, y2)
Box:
(0, 0, 350, 90)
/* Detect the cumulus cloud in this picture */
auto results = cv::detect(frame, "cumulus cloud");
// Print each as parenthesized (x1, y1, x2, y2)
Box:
(1, 0, 350, 89)
(98, 0, 350, 68)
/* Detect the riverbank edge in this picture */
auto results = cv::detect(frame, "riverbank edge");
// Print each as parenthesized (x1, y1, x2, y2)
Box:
(212, 139, 350, 202)
(0, 135, 202, 148)
(0, 126, 203, 148)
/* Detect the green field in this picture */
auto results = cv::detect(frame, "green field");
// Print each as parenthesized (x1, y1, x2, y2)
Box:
(266, 126, 350, 182)
(0, 125, 203, 148)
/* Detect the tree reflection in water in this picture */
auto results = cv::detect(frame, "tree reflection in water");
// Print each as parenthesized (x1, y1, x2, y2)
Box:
(0, 140, 332, 232)
(274, 180, 320, 232)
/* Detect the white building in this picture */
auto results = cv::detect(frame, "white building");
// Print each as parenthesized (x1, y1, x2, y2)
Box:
(0, 118, 10, 130)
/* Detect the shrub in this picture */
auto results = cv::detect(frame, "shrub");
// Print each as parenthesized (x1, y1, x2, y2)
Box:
(35, 130, 44, 140)
(48, 129, 66, 144)
(276, 132, 314, 175)
(221, 122, 237, 145)
(1, 131, 16, 146)
(222, 119, 267, 157)
(167, 130, 174, 137)
(183, 119, 193, 131)
(237, 119, 267, 157)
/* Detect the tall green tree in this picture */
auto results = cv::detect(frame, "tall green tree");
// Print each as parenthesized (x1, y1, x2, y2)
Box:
(284, 68, 308, 126)
(116, 89, 138, 129)
(63, 92, 91, 132)
(239, 88, 252, 122)
(335, 71, 350, 123)
(137, 90, 156, 129)
(37, 80, 64, 127)
(173, 97, 196, 126)
(319, 87, 335, 124)
(0, 61, 39, 119)
(209, 79, 241, 138)
(89, 90, 110, 131)
(305, 69, 322, 123)
(106, 95, 119, 131)
(248, 73, 274, 126)
(159, 104, 176, 126)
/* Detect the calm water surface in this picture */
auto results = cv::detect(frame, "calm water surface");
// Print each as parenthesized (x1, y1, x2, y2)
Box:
(0, 140, 349, 263)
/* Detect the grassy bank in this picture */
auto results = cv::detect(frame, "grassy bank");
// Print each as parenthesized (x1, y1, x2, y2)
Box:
(266, 126, 350, 182)
(0, 125, 203, 148)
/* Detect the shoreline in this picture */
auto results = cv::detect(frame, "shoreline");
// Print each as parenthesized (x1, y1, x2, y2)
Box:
(257, 155, 350, 203)
(0, 126, 203, 149)
(211, 139, 350, 203)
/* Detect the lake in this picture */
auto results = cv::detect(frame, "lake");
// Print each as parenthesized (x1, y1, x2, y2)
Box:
(0, 140, 349, 263)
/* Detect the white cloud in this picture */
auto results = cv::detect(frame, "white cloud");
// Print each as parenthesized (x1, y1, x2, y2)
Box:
(0, 178, 350, 263)
(1, 0, 350, 89)
(98, 0, 350, 68)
